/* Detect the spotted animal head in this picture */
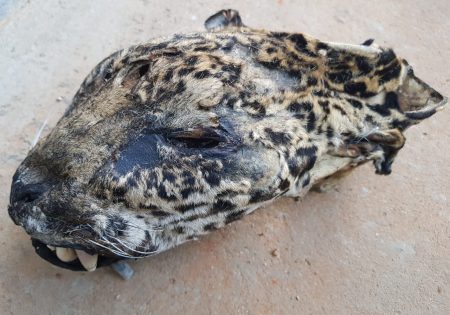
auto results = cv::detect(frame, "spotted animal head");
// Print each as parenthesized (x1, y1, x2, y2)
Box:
(8, 10, 447, 271)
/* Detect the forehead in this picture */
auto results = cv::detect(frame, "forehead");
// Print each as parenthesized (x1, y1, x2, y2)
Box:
(29, 30, 410, 181)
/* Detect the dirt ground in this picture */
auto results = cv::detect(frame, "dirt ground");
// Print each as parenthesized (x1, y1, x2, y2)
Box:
(0, 1, 449, 314)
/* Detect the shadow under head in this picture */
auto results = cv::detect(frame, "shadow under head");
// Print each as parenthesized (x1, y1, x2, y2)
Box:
(8, 9, 447, 272)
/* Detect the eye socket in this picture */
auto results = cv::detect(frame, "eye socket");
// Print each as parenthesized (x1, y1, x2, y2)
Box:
(167, 127, 226, 149)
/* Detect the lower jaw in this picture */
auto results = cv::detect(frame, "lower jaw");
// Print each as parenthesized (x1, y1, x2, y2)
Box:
(31, 238, 121, 271)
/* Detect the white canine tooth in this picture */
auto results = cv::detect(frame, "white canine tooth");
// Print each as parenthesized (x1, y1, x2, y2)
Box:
(47, 245, 56, 251)
(56, 247, 77, 262)
(75, 250, 98, 272)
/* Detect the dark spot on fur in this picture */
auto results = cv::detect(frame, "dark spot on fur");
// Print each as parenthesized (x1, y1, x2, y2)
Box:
(326, 126, 334, 139)
(194, 70, 211, 79)
(259, 59, 281, 70)
(377, 62, 401, 84)
(249, 190, 273, 203)
(162, 169, 176, 183)
(355, 56, 373, 74)
(348, 98, 363, 109)
(288, 101, 313, 112)
(221, 64, 241, 76)
(186, 56, 199, 66)
(365, 115, 374, 123)
(288, 159, 301, 176)
(327, 70, 353, 84)
(377, 49, 396, 66)
(368, 92, 399, 116)
(139, 203, 158, 210)
(180, 187, 194, 199)
(158, 185, 177, 201)
(316, 42, 329, 50)
(204, 171, 221, 187)
(265, 128, 291, 145)
(306, 111, 316, 132)
(243, 101, 266, 117)
(211, 200, 236, 214)
(203, 223, 218, 231)
(126, 177, 138, 188)
(175, 81, 186, 94)
(193, 45, 213, 52)
(182, 176, 196, 186)
(178, 67, 194, 76)
(225, 210, 246, 224)
(112, 186, 127, 201)
(302, 174, 311, 187)
(333, 104, 347, 116)
(296, 146, 318, 158)
(384, 92, 400, 109)
(138, 64, 150, 77)
(289, 34, 317, 57)
(299, 155, 317, 178)
(223, 96, 238, 108)
(392, 119, 409, 130)
(174, 226, 185, 234)
(307, 77, 318, 86)
(163, 68, 174, 82)
(319, 100, 330, 114)
(152, 210, 171, 217)
(344, 81, 367, 96)
(279, 178, 290, 191)
(271, 32, 289, 39)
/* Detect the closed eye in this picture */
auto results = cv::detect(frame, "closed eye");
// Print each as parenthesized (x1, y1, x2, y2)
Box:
(167, 127, 227, 149)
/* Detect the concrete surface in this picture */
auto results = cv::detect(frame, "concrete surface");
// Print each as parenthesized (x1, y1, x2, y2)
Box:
(0, 1, 449, 314)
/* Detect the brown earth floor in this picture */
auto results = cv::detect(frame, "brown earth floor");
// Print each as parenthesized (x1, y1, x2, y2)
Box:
(0, 1, 449, 314)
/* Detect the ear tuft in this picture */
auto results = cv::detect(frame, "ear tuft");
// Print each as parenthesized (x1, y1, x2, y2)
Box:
(204, 9, 244, 31)
(361, 38, 375, 46)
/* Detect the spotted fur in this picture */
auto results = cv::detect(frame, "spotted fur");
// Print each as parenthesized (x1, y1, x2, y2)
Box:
(8, 10, 447, 268)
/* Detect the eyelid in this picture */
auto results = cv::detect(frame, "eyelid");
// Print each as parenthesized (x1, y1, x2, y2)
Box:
(167, 127, 226, 149)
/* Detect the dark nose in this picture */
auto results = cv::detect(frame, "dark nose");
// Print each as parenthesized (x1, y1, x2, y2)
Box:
(10, 165, 52, 205)
(9, 168, 51, 227)
(10, 181, 47, 204)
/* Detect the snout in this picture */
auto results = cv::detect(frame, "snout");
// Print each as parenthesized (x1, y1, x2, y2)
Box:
(8, 166, 51, 227)
(8, 167, 125, 271)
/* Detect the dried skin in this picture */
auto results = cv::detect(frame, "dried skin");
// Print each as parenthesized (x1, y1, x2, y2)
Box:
(8, 10, 447, 270)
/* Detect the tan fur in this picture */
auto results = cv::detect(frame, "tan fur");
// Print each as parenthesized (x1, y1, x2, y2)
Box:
(8, 10, 447, 270)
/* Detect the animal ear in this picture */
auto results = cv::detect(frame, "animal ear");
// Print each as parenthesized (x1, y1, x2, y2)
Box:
(398, 67, 447, 122)
(204, 9, 244, 31)
(367, 129, 406, 175)
(367, 129, 405, 148)
(361, 38, 375, 46)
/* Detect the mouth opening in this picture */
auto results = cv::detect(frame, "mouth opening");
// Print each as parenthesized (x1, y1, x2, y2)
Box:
(31, 238, 122, 271)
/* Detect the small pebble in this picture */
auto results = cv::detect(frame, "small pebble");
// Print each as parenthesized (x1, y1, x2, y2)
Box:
(271, 249, 279, 257)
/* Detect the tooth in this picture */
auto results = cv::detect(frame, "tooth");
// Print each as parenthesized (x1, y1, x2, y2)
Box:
(56, 247, 77, 262)
(75, 250, 98, 272)
(47, 245, 56, 251)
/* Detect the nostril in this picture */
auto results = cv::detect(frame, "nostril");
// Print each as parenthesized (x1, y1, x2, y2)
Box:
(11, 182, 47, 204)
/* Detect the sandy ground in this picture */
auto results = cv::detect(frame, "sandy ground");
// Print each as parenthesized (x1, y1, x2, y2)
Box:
(0, 1, 449, 314)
